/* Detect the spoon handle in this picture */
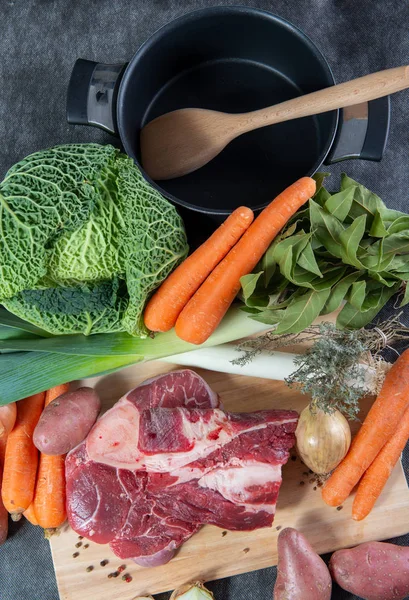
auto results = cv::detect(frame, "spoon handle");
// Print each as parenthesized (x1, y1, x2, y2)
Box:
(237, 65, 409, 134)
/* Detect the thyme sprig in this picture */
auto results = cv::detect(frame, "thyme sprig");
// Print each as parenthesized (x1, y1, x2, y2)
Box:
(232, 317, 409, 419)
(285, 325, 367, 419)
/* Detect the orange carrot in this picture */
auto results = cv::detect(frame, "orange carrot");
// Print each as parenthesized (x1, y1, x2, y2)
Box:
(32, 384, 69, 533)
(322, 348, 409, 507)
(175, 177, 316, 344)
(0, 404, 17, 544)
(144, 206, 254, 332)
(1, 393, 45, 520)
(0, 465, 8, 544)
(352, 405, 409, 521)
(23, 502, 39, 526)
(0, 403, 17, 466)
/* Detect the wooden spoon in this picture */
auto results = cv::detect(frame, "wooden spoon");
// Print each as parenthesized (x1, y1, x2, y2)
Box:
(140, 65, 409, 181)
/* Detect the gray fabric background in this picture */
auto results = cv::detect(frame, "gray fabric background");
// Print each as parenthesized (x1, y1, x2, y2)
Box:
(0, 1, 408, 599)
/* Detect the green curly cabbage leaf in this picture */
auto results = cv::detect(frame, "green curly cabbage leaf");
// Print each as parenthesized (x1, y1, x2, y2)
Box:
(1, 144, 188, 336)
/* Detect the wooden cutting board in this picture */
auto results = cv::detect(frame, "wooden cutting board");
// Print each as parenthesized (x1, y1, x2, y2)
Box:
(50, 361, 409, 599)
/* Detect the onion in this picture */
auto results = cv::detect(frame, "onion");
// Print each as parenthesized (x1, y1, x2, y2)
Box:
(295, 406, 351, 475)
(170, 581, 215, 599)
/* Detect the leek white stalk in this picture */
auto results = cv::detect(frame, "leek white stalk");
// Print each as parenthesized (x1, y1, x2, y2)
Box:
(163, 344, 378, 390)
(170, 581, 215, 599)
(164, 344, 298, 380)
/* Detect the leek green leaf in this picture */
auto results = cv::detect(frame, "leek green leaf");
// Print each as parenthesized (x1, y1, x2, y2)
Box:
(0, 351, 142, 405)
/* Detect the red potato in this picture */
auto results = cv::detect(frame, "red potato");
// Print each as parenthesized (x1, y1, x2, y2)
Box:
(33, 387, 101, 455)
(330, 541, 409, 600)
(274, 528, 332, 600)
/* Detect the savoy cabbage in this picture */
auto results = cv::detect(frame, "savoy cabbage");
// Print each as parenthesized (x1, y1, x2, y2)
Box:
(0, 144, 188, 336)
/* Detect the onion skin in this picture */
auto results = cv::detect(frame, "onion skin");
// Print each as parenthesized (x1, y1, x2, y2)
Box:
(295, 406, 351, 475)
(170, 582, 214, 599)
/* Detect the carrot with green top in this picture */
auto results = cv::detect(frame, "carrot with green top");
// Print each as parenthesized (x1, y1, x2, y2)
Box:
(175, 177, 316, 345)
(144, 206, 254, 332)
(1, 393, 45, 520)
(352, 404, 409, 521)
(322, 348, 409, 507)
(33, 384, 69, 534)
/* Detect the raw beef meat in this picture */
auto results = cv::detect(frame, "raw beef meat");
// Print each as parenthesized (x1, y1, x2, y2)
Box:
(66, 370, 220, 565)
(66, 369, 297, 567)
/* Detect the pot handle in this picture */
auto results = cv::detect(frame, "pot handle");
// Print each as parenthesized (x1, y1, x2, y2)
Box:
(66, 59, 127, 135)
(325, 96, 390, 164)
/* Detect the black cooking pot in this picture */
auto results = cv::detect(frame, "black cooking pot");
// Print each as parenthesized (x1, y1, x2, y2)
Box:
(67, 6, 389, 240)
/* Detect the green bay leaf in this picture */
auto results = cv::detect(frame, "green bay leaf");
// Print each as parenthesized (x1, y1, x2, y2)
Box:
(382, 232, 409, 256)
(337, 284, 400, 329)
(309, 200, 344, 258)
(297, 243, 323, 277)
(388, 256, 409, 273)
(339, 214, 366, 269)
(400, 283, 409, 307)
(322, 271, 362, 314)
(240, 272, 263, 303)
(380, 207, 407, 224)
(313, 186, 332, 207)
(250, 309, 285, 325)
(348, 280, 366, 310)
(273, 288, 331, 335)
(313, 172, 330, 194)
(261, 242, 277, 287)
(367, 270, 400, 287)
(324, 187, 355, 222)
(369, 210, 389, 238)
(342, 174, 385, 226)
(385, 215, 409, 235)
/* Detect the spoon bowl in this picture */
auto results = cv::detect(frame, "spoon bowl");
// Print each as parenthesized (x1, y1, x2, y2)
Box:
(141, 109, 237, 180)
(141, 66, 409, 181)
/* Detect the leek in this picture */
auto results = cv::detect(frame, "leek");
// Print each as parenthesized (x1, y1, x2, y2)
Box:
(164, 343, 379, 392)
(163, 344, 298, 380)
(0, 307, 269, 405)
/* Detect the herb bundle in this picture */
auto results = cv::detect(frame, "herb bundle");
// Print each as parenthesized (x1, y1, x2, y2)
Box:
(240, 174, 409, 334)
(233, 320, 409, 419)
